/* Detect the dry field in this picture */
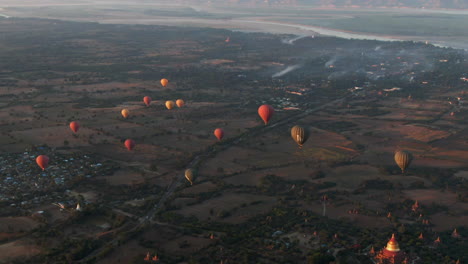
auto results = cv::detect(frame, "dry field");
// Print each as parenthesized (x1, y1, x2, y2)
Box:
(180, 181, 218, 195)
(96, 239, 146, 264)
(0, 239, 41, 264)
(175, 192, 276, 224)
(98, 168, 145, 186)
(430, 213, 468, 232)
(0, 217, 39, 233)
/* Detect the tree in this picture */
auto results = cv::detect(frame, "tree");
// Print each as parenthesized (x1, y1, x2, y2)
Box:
(307, 251, 335, 264)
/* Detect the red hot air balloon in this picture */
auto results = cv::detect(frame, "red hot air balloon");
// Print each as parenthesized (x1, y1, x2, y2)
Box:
(69, 121, 80, 133)
(36, 155, 49, 171)
(258, 105, 274, 125)
(214, 128, 224, 141)
(143, 96, 152, 107)
(124, 139, 135, 151)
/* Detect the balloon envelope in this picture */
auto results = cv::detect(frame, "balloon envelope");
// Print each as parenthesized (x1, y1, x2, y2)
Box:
(165, 100, 175, 110)
(121, 109, 130, 118)
(143, 96, 152, 106)
(125, 139, 135, 151)
(258, 105, 274, 125)
(176, 99, 185, 108)
(214, 128, 224, 141)
(185, 169, 194, 185)
(161, 78, 169, 87)
(36, 155, 49, 171)
(394, 150, 413, 173)
(69, 121, 80, 133)
(291, 125, 309, 148)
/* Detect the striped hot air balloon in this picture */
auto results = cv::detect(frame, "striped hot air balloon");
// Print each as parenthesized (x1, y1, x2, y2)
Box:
(394, 150, 413, 173)
(290, 125, 309, 148)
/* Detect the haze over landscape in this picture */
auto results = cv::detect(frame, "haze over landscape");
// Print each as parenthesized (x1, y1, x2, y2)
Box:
(0, 1, 467, 264)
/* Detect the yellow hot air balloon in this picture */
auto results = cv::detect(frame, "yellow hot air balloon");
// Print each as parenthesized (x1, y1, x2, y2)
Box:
(121, 109, 130, 118)
(161, 78, 169, 87)
(394, 150, 413, 173)
(165, 100, 175, 110)
(176, 99, 185, 108)
(185, 169, 194, 185)
(291, 125, 309, 148)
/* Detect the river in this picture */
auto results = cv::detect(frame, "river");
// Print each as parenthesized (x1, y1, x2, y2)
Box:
(95, 16, 464, 50)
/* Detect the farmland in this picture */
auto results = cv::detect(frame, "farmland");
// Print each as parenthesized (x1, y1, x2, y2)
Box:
(0, 15, 467, 264)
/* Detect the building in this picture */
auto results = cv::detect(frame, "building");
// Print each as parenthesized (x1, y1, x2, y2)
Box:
(372, 234, 411, 264)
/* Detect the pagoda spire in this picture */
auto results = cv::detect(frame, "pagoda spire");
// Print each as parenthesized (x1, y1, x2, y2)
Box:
(418, 233, 424, 239)
(369, 246, 375, 255)
(452, 228, 460, 238)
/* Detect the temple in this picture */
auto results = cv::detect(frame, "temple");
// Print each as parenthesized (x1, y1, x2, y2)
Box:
(411, 200, 419, 212)
(372, 234, 412, 264)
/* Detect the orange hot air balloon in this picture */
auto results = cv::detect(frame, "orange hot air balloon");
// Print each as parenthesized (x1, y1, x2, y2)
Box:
(165, 100, 175, 110)
(176, 99, 185, 108)
(161, 78, 169, 87)
(258, 105, 274, 125)
(69, 121, 80, 133)
(121, 109, 130, 118)
(143, 96, 152, 107)
(214, 128, 224, 141)
(124, 139, 135, 151)
(36, 155, 49, 171)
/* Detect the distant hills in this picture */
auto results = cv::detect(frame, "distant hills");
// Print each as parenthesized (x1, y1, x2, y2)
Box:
(206, 0, 468, 9)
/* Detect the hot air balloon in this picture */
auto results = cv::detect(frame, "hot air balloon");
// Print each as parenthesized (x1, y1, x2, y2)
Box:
(36, 155, 49, 171)
(185, 169, 194, 185)
(258, 105, 274, 125)
(143, 96, 152, 107)
(165, 100, 175, 110)
(394, 150, 413, 173)
(176, 99, 185, 108)
(121, 109, 130, 118)
(161, 78, 169, 87)
(291, 125, 309, 148)
(69, 121, 80, 133)
(214, 128, 224, 141)
(125, 139, 135, 151)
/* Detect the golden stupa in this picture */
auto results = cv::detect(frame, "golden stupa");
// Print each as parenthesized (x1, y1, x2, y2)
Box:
(385, 234, 400, 252)
(374, 234, 409, 264)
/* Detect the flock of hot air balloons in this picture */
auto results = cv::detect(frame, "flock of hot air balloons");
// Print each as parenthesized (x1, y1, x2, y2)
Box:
(34, 78, 181, 171)
(33, 78, 415, 184)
